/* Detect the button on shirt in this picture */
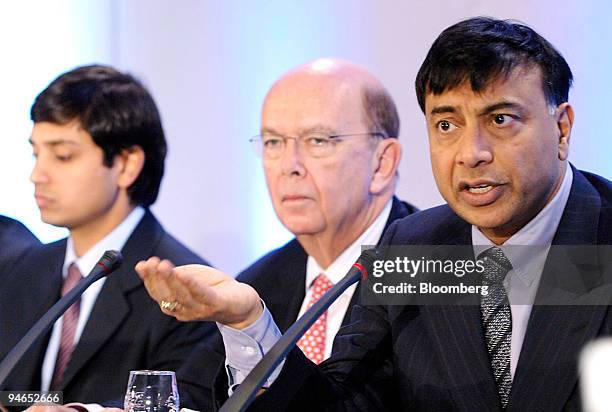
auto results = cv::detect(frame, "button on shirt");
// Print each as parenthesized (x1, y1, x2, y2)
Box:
(40, 207, 145, 391)
(218, 200, 393, 391)
(472, 165, 573, 379)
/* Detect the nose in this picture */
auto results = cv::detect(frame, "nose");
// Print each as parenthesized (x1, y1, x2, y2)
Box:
(455, 123, 493, 168)
(279, 138, 306, 177)
(30, 156, 49, 185)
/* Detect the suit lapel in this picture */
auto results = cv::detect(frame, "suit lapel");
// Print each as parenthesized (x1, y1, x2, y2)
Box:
(341, 197, 416, 326)
(421, 304, 502, 411)
(509, 168, 609, 410)
(416, 220, 502, 410)
(60, 211, 161, 389)
(387, 196, 418, 231)
(270, 241, 308, 332)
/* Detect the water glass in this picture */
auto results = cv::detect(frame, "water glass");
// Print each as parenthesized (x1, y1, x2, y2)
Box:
(124, 370, 179, 412)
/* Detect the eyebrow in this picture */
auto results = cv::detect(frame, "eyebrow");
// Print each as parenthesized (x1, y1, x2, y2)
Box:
(28, 137, 79, 147)
(429, 101, 524, 117)
(261, 125, 338, 136)
(478, 101, 523, 116)
(429, 105, 456, 116)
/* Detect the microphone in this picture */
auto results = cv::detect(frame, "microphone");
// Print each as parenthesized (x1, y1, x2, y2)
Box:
(220, 248, 381, 412)
(0, 250, 123, 390)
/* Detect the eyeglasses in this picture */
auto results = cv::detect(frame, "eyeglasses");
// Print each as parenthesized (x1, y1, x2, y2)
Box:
(249, 132, 386, 159)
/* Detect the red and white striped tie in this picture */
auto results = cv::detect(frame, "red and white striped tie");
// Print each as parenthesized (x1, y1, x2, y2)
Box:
(49, 263, 82, 390)
(297, 273, 334, 364)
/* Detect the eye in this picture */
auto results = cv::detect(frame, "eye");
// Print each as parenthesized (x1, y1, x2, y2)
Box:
(262, 137, 283, 148)
(304, 135, 331, 147)
(492, 114, 514, 126)
(56, 155, 73, 161)
(436, 120, 457, 133)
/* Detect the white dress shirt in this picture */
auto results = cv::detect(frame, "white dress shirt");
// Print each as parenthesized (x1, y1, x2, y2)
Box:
(218, 200, 393, 390)
(301, 199, 392, 359)
(472, 165, 573, 378)
(40, 207, 145, 391)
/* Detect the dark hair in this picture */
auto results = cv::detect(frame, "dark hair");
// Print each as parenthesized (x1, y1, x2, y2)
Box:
(362, 85, 400, 138)
(415, 17, 573, 112)
(31, 64, 167, 207)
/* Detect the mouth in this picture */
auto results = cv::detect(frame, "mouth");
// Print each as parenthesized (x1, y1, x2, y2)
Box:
(281, 195, 313, 207)
(466, 184, 494, 194)
(34, 193, 53, 208)
(458, 180, 506, 207)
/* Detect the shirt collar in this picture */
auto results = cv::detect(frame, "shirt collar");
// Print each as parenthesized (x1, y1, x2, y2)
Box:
(306, 200, 393, 288)
(472, 165, 573, 286)
(63, 207, 146, 278)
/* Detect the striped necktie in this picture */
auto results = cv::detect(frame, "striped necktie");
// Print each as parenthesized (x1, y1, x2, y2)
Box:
(49, 263, 82, 390)
(479, 247, 513, 409)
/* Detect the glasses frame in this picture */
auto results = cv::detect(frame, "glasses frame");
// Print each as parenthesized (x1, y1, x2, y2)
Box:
(249, 131, 386, 159)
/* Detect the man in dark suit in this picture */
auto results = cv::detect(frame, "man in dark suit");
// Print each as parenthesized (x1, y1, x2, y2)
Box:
(0, 215, 39, 270)
(168, 59, 417, 409)
(0, 65, 212, 410)
(136, 18, 612, 410)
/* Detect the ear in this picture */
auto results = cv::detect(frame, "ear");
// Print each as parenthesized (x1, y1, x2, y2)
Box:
(370, 138, 402, 195)
(116, 145, 145, 189)
(556, 102, 573, 161)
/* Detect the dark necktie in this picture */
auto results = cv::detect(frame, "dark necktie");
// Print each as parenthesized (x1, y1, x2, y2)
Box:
(479, 247, 513, 409)
(49, 263, 82, 390)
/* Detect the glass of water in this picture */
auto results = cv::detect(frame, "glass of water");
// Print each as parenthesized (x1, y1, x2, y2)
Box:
(124, 370, 179, 412)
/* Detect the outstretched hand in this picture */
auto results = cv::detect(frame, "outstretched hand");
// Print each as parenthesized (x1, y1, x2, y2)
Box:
(135, 257, 263, 329)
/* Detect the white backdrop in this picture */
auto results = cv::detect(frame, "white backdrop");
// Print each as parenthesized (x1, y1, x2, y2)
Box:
(2, 0, 611, 274)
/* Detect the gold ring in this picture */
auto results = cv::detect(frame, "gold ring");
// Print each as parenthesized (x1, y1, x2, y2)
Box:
(160, 300, 179, 312)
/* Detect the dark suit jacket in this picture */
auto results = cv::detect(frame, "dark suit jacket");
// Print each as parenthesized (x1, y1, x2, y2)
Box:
(0, 215, 39, 271)
(0, 210, 214, 407)
(179, 197, 417, 411)
(240, 168, 612, 411)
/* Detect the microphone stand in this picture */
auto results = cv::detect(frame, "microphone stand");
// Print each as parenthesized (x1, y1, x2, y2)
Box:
(0, 250, 123, 390)
(220, 248, 379, 412)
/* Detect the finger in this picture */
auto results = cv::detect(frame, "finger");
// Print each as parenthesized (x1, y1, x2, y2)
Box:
(134, 260, 147, 280)
(135, 258, 158, 280)
(135, 257, 161, 286)
(143, 256, 162, 278)
(140, 258, 175, 303)
(174, 264, 227, 285)
(154, 262, 194, 316)
(167, 265, 214, 304)
(157, 258, 175, 273)
(163, 270, 203, 314)
(175, 270, 220, 317)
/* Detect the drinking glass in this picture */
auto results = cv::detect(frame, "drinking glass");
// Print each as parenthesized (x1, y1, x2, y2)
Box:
(124, 370, 179, 412)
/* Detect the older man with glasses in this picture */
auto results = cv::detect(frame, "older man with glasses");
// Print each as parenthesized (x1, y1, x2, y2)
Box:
(139, 58, 417, 409)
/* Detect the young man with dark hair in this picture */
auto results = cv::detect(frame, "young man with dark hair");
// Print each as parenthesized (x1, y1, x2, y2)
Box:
(0, 65, 211, 410)
(138, 18, 612, 410)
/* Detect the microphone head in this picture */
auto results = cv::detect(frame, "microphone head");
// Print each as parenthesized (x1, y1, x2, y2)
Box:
(97, 250, 123, 275)
(355, 248, 382, 279)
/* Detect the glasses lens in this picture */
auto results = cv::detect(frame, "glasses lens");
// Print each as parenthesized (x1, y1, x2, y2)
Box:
(260, 134, 285, 159)
(302, 134, 333, 158)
